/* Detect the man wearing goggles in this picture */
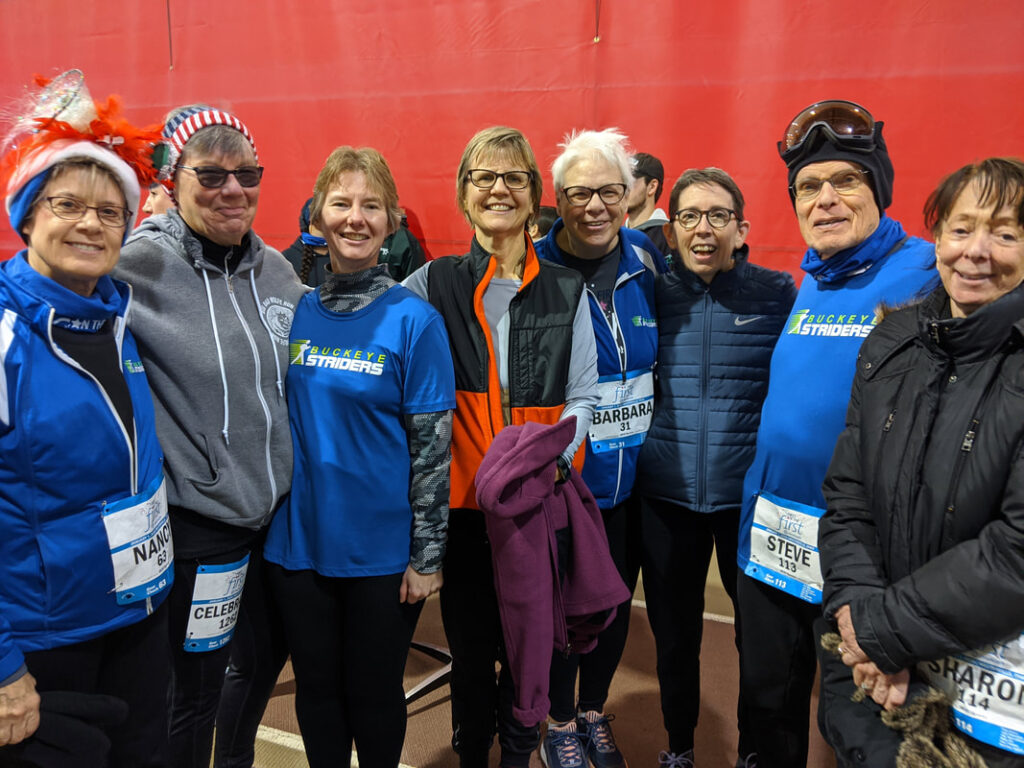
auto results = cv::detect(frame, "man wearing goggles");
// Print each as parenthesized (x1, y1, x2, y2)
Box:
(735, 100, 937, 768)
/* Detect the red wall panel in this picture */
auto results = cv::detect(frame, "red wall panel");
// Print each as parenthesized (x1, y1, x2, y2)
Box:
(1, 0, 1022, 275)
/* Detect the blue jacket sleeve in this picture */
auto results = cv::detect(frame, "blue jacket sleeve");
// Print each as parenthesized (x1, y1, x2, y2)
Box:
(0, 611, 26, 683)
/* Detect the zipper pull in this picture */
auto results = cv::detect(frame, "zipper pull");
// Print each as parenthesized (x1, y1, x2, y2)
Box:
(883, 410, 895, 432)
(961, 419, 979, 452)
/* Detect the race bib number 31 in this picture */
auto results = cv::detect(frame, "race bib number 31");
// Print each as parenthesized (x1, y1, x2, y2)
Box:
(744, 492, 823, 604)
(589, 370, 654, 453)
(102, 475, 173, 604)
(184, 556, 249, 653)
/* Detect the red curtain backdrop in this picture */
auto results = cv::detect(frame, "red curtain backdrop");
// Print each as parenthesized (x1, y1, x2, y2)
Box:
(1, 0, 1022, 273)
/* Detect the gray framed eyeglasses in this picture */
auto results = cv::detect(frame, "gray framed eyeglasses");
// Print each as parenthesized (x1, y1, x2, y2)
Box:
(790, 168, 870, 201)
(45, 196, 131, 228)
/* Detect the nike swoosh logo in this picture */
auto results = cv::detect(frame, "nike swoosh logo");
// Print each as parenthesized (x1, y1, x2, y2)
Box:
(734, 316, 764, 326)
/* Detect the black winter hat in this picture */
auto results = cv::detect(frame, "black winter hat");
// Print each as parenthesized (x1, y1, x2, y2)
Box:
(782, 122, 894, 212)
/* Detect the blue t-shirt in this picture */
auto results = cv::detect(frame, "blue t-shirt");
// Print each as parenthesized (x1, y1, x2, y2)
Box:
(264, 285, 455, 577)
(738, 233, 936, 603)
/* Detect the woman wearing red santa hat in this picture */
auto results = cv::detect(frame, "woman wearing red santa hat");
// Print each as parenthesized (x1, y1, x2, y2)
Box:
(0, 69, 172, 767)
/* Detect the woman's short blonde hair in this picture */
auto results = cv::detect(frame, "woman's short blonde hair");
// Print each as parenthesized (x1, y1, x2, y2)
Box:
(20, 159, 126, 237)
(309, 146, 403, 235)
(455, 126, 542, 226)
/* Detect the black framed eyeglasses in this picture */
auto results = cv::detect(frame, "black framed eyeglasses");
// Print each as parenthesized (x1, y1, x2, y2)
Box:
(465, 169, 532, 190)
(45, 196, 131, 228)
(790, 168, 870, 201)
(671, 207, 736, 230)
(180, 165, 264, 189)
(561, 183, 628, 207)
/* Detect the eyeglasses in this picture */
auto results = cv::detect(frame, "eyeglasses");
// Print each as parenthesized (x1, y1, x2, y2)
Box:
(781, 100, 876, 155)
(671, 208, 737, 230)
(790, 168, 870, 201)
(465, 169, 532, 190)
(561, 184, 628, 207)
(45, 196, 130, 228)
(180, 165, 264, 189)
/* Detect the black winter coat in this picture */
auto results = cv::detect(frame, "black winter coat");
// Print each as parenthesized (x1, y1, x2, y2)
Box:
(820, 283, 1024, 675)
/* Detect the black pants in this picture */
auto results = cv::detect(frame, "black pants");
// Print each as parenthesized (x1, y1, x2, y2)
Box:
(440, 509, 540, 768)
(267, 565, 421, 768)
(736, 573, 821, 768)
(212, 545, 289, 768)
(548, 497, 640, 722)
(166, 540, 286, 768)
(12, 599, 171, 768)
(640, 499, 751, 755)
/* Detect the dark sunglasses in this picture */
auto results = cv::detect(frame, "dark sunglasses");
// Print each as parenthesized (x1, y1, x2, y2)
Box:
(180, 165, 264, 188)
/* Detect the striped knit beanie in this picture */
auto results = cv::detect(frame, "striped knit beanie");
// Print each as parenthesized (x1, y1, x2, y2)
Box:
(162, 106, 259, 171)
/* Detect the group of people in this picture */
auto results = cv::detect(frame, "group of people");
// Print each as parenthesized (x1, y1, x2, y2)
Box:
(0, 68, 1021, 768)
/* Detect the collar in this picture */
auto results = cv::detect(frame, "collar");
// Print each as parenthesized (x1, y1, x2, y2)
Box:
(671, 244, 749, 292)
(185, 222, 252, 273)
(919, 281, 1024, 362)
(5, 250, 123, 331)
(319, 263, 392, 302)
(540, 219, 648, 280)
(469, 231, 539, 288)
(800, 215, 907, 284)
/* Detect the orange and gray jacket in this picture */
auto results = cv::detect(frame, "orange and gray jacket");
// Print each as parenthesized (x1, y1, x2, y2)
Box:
(406, 236, 598, 510)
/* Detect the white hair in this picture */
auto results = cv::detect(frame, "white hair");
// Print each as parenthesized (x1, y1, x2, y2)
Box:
(551, 128, 633, 191)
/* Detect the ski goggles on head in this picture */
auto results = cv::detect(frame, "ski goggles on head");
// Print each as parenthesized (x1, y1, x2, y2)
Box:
(780, 100, 876, 156)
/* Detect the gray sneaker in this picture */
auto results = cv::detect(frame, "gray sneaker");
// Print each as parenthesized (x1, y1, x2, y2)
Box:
(657, 751, 694, 768)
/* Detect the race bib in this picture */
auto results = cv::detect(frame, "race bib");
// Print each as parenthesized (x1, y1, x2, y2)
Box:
(588, 370, 654, 453)
(744, 492, 823, 604)
(919, 632, 1024, 755)
(183, 556, 249, 653)
(102, 475, 173, 605)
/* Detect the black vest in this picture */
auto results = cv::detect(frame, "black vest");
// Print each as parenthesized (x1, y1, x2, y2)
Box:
(426, 238, 583, 409)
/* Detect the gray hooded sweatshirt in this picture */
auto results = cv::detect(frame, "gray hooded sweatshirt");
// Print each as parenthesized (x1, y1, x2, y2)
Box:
(114, 211, 306, 530)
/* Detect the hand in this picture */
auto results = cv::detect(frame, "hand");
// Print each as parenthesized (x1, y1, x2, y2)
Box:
(400, 566, 443, 604)
(851, 659, 909, 710)
(0, 672, 40, 746)
(852, 660, 884, 690)
(835, 604, 870, 666)
(871, 668, 910, 711)
(555, 456, 570, 484)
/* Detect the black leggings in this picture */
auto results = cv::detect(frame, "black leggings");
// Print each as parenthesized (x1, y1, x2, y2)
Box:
(166, 540, 285, 768)
(548, 497, 641, 722)
(10, 600, 171, 768)
(212, 549, 288, 768)
(440, 508, 541, 768)
(641, 499, 751, 755)
(267, 564, 422, 768)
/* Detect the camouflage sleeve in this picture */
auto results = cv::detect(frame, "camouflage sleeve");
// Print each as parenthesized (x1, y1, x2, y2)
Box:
(404, 409, 453, 573)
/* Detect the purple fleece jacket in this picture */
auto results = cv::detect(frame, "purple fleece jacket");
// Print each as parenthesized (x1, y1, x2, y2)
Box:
(475, 417, 630, 727)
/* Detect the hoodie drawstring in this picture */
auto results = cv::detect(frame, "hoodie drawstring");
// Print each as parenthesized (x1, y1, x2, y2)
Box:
(249, 271, 284, 398)
(202, 269, 231, 445)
